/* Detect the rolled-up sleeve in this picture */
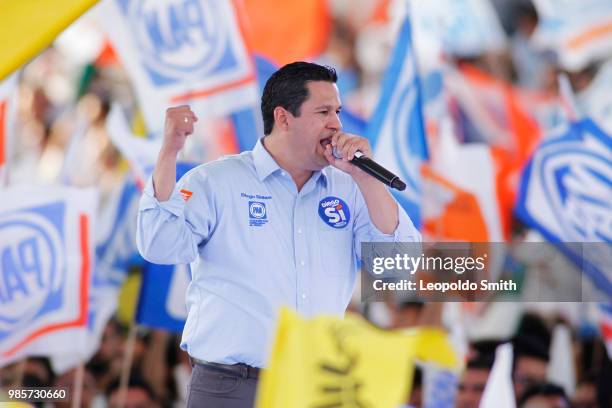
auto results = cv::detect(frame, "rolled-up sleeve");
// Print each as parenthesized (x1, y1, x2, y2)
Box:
(352, 188, 421, 260)
(136, 170, 216, 264)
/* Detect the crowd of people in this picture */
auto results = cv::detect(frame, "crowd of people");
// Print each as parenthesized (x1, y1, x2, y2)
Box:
(2, 305, 611, 407)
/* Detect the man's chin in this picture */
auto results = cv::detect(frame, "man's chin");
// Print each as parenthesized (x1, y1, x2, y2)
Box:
(314, 155, 331, 170)
(309, 164, 327, 172)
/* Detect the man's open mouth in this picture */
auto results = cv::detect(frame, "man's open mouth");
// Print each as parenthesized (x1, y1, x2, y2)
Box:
(320, 137, 333, 148)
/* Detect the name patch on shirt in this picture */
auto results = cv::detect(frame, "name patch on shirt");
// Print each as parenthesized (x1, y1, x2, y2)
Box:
(318, 196, 350, 229)
(241, 193, 272, 200)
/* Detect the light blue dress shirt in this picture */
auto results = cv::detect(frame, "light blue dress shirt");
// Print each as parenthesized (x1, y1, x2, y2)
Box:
(137, 139, 420, 367)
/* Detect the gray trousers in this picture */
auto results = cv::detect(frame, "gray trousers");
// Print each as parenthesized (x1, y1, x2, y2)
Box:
(186, 363, 258, 408)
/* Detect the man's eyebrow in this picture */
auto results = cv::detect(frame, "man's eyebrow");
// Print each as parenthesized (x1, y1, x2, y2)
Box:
(314, 104, 342, 111)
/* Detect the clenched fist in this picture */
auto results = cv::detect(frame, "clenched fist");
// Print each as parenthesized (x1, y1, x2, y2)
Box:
(162, 105, 198, 154)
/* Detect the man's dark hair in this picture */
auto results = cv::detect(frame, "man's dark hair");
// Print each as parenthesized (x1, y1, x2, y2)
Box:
(397, 300, 425, 311)
(466, 354, 495, 371)
(105, 375, 157, 401)
(261, 61, 337, 135)
(512, 335, 550, 368)
(515, 313, 551, 349)
(471, 339, 503, 357)
(517, 382, 569, 407)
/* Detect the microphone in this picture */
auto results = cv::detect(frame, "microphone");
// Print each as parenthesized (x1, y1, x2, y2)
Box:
(332, 147, 406, 191)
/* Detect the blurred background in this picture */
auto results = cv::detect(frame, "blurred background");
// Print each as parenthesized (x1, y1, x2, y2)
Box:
(0, 0, 611, 407)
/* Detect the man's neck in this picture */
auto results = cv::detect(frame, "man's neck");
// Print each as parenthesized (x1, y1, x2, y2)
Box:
(262, 134, 312, 192)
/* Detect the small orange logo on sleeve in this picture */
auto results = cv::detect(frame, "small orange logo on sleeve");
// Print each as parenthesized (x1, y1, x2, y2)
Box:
(180, 189, 193, 202)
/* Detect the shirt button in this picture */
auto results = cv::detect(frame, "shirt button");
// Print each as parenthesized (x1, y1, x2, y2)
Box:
(297, 228, 303, 234)
(301, 293, 307, 299)
(281, 171, 286, 176)
(300, 260, 305, 266)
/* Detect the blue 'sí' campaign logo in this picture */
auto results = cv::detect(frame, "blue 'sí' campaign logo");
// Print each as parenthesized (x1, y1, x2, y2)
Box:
(126, 0, 235, 84)
(0, 203, 66, 339)
(318, 197, 351, 229)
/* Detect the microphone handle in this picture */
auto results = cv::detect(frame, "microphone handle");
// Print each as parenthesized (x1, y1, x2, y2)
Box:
(351, 152, 406, 191)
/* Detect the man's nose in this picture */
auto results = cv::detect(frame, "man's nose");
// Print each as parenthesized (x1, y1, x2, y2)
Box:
(328, 112, 342, 131)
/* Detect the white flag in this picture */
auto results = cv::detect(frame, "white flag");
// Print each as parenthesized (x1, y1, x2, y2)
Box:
(106, 104, 162, 187)
(480, 343, 515, 408)
(532, 0, 612, 71)
(410, 0, 507, 58)
(547, 324, 576, 397)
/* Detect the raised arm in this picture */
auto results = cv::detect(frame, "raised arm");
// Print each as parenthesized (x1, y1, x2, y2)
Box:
(136, 106, 210, 265)
(153, 106, 198, 201)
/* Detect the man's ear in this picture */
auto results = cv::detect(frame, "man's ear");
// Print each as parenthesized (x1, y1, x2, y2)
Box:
(273, 107, 291, 131)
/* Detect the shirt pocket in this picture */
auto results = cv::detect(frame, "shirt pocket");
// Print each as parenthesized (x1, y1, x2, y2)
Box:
(316, 220, 354, 277)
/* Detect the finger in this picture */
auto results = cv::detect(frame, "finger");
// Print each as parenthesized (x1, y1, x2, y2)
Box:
(179, 115, 195, 127)
(178, 120, 194, 134)
(341, 136, 361, 160)
(331, 132, 340, 150)
(346, 139, 363, 160)
(333, 133, 350, 158)
(184, 109, 197, 122)
(358, 139, 372, 157)
(324, 144, 336, 165)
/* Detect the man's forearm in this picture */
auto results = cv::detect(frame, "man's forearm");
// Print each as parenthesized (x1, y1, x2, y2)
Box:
(354, 175, 399, 234)
(153, 148, 178, 202)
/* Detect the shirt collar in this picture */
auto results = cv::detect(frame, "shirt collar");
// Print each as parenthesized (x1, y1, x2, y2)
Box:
(252, 137, 328, 186)
(253, 138, 281, 181)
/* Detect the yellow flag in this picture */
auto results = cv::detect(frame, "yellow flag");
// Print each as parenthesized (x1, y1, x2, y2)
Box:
(256, 309, 458, 408)
(0, 0, 99, 80)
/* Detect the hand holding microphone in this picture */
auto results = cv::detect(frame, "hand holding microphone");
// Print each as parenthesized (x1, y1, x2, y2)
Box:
(323, 132, 406, 191)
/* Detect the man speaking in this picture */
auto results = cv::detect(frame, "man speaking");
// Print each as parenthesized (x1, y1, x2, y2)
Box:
(137, 61, 420, 407)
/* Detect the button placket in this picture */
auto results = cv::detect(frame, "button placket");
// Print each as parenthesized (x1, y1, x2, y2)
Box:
(293, 197, 310, 312)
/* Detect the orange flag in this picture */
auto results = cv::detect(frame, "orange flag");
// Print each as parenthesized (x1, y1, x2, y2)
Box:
(240, 0, 331, 66)
(422, 165, 490, 242)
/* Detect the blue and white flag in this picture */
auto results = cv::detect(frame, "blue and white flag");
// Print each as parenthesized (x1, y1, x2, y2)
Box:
(52, 173, 153, 373)
(367, 18, 428, 228)
(97, 0, 258, 133)
(422, 364, 458, 408)
(516, 118, 612, 297)
(52, 173, 147, 373)
(136, 263, 189, 332)
(0, 186, 97, 367)
(53, 168, 182, 372)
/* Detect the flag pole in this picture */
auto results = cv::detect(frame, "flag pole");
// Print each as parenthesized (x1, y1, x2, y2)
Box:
(58, 117, 88, 185)
(117, 323, 138, 408)
(13, 359, 27, 387)
(71, 362, 84, 408)
(557, 73, 580, 122)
